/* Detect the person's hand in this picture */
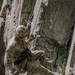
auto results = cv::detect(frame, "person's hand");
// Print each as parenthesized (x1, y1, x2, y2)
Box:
(30, 34, 36, 41)
(25, 20, 32, 25)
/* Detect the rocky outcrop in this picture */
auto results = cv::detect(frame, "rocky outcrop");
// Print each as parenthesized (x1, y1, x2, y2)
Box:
(0, 18, 5, 75)
(35, 0, 75, 73)
(0, 0, 75, 75)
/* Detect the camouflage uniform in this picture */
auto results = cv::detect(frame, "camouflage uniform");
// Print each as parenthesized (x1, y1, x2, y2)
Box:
(4, 25, 54, 75)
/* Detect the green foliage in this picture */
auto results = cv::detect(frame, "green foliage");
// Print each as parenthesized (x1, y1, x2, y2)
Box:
(61, 59, 67, 75)
(50, 39, 67, 56)
(50, 39, 68, 75)
(0, 0, 3, 9)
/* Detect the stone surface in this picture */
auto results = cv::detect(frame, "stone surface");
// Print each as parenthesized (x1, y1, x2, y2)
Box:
(35, 0, 75, 69)
(0, 18, 5, 75)
(0, 0, 75, 75)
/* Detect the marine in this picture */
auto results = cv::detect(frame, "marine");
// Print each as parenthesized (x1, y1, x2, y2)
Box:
(4, 25, 55, 75)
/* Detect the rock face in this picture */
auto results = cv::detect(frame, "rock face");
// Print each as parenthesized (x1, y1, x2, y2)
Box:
(38, 0, 75, 45)
(0, 0, 75, 75)
(0, 18, 5, 75)
(35, 0, 75, 73)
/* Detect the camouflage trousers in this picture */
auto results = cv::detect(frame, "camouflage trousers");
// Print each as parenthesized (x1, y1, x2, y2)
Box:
(5, 50, 54, 75)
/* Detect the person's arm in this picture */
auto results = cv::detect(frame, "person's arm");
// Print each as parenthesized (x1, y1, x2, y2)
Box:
(25, 34, 36, 45)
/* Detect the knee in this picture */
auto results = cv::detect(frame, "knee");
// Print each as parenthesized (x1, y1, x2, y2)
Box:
(40, 50, 45, 54)
(38, 50, 45, 56)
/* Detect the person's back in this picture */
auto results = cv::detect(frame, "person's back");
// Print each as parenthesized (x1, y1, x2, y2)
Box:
(4, 35, 26, 67)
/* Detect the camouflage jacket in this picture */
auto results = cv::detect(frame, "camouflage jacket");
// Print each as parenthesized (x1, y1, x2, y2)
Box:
(4, 35, 27, 68)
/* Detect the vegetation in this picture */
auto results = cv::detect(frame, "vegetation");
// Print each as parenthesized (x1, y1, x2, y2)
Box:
(0, 0, 3, 9)
(50, 39, 68, 75)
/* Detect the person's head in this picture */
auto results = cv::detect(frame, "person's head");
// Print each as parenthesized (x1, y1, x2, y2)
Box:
(15, 25, 28, 40)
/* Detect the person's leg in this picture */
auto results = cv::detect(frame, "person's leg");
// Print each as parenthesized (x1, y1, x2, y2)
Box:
(39, 52, 54, 69)
(26, 50, 55, 75)
(27, 61, 54, 75)
(31, 50, 45, 61)
(39, 65, 55, 75)
(13, 72, 19, 75)
(31, 50, 54, 69)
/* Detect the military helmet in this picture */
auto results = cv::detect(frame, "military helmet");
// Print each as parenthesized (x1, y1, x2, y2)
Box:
(16, 25, 28, 38)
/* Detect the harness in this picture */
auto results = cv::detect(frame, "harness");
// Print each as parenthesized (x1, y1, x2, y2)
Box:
(14, 34, 32, 73)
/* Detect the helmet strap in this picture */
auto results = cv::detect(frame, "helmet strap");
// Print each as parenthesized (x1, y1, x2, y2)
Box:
(15, 33, 25, 41)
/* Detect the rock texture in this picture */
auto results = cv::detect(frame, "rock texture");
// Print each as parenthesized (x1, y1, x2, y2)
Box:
(0, 18, 5, 75)
(0, 0, 75, 75)
(35, 0, 75, 73)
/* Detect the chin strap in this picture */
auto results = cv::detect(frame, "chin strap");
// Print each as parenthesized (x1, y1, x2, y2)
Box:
(15, 33, 25, 41)
(15, 33, 29, 46)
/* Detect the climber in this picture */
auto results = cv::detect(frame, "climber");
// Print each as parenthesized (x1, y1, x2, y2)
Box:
(4, 25, 54, 75)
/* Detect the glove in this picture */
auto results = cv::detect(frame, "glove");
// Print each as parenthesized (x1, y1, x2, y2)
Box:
(30, 34, 36, 41)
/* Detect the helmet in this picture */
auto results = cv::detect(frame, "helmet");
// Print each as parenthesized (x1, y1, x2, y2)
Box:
(15, 25, 28, 38)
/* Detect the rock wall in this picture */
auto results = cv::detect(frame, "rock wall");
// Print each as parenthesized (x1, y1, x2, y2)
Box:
(0, 18, 5, 75)
(34, 1, 75, 74)
(36, 0, 75, 49)
(35, 0, 75, 69)
(0, 0, 75, 75)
